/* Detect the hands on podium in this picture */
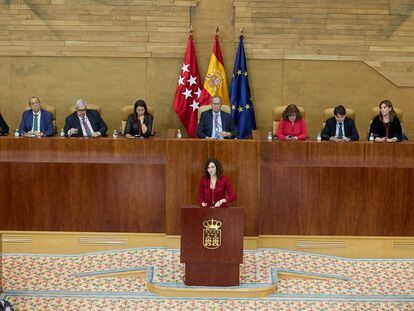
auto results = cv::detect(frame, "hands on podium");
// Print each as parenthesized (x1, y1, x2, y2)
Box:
(201, 199, 227, 208)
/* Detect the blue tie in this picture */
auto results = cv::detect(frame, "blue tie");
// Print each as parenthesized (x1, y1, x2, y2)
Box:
(338, 123, 343, 139)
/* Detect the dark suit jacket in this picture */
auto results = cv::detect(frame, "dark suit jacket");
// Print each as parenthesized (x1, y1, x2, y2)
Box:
(64, 109, 108, 137)
(18, 109, 54, 137)
(321, 117, 359, 141)
(369, 115, 402, 141)
(196, 110, 238, 138)
(0, 113, 9, 135)
(123, 114, 153, 137)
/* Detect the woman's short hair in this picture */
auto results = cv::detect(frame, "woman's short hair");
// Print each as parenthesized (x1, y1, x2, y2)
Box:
(282, 104, 302, 120)
(203, 157, 224, 179)
(379, 99, 396, 122)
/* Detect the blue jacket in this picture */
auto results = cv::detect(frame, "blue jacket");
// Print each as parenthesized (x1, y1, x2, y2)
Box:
(196, 110, 238, 139)
(19, 109, 54, 137)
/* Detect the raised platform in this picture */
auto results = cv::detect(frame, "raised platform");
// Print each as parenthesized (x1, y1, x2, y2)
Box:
(1, 247, 413, 309)
(2, 231, 413, 258)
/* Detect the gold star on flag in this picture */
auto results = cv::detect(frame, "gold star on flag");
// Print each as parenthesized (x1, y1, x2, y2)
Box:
(238, 107, 243, 112)
(244, 71, 248, 77)
(231, 105, 236, 110)
(245, 104, 250, 109)
(237, 69, 242, 75)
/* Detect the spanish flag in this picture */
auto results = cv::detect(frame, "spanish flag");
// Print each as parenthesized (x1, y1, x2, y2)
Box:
(199, 33, 230, 107)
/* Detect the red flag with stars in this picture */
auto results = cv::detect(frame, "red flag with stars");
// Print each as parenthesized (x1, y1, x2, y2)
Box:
(173, 34, 203, 138)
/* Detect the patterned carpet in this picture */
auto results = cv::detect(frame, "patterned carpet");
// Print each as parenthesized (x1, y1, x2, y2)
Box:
(1, 248, 414, 310)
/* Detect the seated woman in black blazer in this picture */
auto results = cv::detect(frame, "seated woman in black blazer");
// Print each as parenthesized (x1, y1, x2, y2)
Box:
(124, 99, 153, 138)
(0, 113, 9, 136)
(369, 100, 402, 143)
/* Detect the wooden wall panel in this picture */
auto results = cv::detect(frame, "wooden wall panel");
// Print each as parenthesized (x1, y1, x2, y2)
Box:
(166, 139, 260, 236)
(1, 0, 414, 142)
(1, 138, 413, 237)
(260, 141, 414, 236)
(0, 138, 166, 232)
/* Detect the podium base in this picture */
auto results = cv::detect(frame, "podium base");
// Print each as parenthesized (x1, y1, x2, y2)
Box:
(184, 263, 239, 286)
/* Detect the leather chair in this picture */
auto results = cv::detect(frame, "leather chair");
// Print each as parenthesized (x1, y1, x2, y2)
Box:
(197, 105, 231, 124)
(69, 104, 102, 115)
(272, 105, 305, 136)
(323, 107, 355, 122)
(121, 104, 154, 134)
(25, 103, 57, 134)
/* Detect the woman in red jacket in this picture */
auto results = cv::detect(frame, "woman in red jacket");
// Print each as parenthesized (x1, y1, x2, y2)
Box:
(276, 104, 307, 140)
(198, 157, 236, 208)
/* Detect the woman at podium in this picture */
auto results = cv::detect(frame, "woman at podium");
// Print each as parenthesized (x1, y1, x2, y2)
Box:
(198, 157, 236, 208)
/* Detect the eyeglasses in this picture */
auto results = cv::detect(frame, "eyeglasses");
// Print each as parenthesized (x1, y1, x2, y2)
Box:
(77, 109, 86, 112)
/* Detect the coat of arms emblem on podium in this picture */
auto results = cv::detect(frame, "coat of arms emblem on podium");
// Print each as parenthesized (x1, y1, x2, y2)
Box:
(203, 218, 222, 249)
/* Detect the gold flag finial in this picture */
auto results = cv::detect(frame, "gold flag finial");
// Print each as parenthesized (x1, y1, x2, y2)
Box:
(240, 26, 243, 35)
(216, 27, 219, 34)
(189, 25, 193, 34)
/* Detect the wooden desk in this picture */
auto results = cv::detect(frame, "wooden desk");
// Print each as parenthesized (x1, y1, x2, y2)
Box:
(0, 137, 166, 232)
(260, 141, 414, 236)
(0, 137, 413, 236)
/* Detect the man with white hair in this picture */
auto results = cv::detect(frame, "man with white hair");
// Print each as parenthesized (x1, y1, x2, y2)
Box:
(64, 99, 108, 137)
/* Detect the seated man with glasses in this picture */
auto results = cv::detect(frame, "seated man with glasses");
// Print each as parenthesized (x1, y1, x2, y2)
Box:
(18, 96, 54, 137)
(196, 95, 238, 139)
(64, 99, 108, 137)
(321, 105, 359, 141)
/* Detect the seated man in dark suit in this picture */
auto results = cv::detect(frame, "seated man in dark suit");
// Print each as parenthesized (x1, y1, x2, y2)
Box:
(196, 95, 238, 139)
(64, 99, 108, 137)
(18, 96, 54, 137)
(321, 105, 359, 141)
(0, 113, 9, 136)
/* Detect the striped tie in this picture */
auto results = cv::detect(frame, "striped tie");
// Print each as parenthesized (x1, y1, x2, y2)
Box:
(81, 118, 92, 137)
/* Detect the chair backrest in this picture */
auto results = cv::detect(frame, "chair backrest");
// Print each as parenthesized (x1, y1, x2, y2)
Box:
(197, 105, 231, 124)
(370, 107, 403, 123)
(272, 105, 305, 135)
(323, 107, 355, 121)
(121, 104, 154, 134)
(25, 103, 57, 134)
(69, 104, 102, 115)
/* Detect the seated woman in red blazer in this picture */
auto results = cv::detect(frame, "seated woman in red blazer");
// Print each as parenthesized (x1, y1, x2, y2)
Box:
(276, 104, 307, 140)
(198, 157, 236, 208)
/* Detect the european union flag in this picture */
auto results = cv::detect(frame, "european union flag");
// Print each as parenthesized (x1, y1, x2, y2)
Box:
(230, 35, 256, 139)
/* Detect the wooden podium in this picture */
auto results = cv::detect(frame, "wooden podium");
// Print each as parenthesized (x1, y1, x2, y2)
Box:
(180, 206, 244, 286)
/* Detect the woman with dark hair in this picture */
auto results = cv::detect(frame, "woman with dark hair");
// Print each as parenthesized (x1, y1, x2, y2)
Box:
(276, 104, 307, 140)
(0, 113, 9, 136)
(124, 99, 153, 138)
(198, 157, 236, 208)
(369, 100, 402, 142)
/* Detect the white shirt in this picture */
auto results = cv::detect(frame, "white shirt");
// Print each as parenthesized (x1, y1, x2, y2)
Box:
(77, 115, 94, 137)
(211, 111, 223, 139)
(335, 122, 344, 138)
